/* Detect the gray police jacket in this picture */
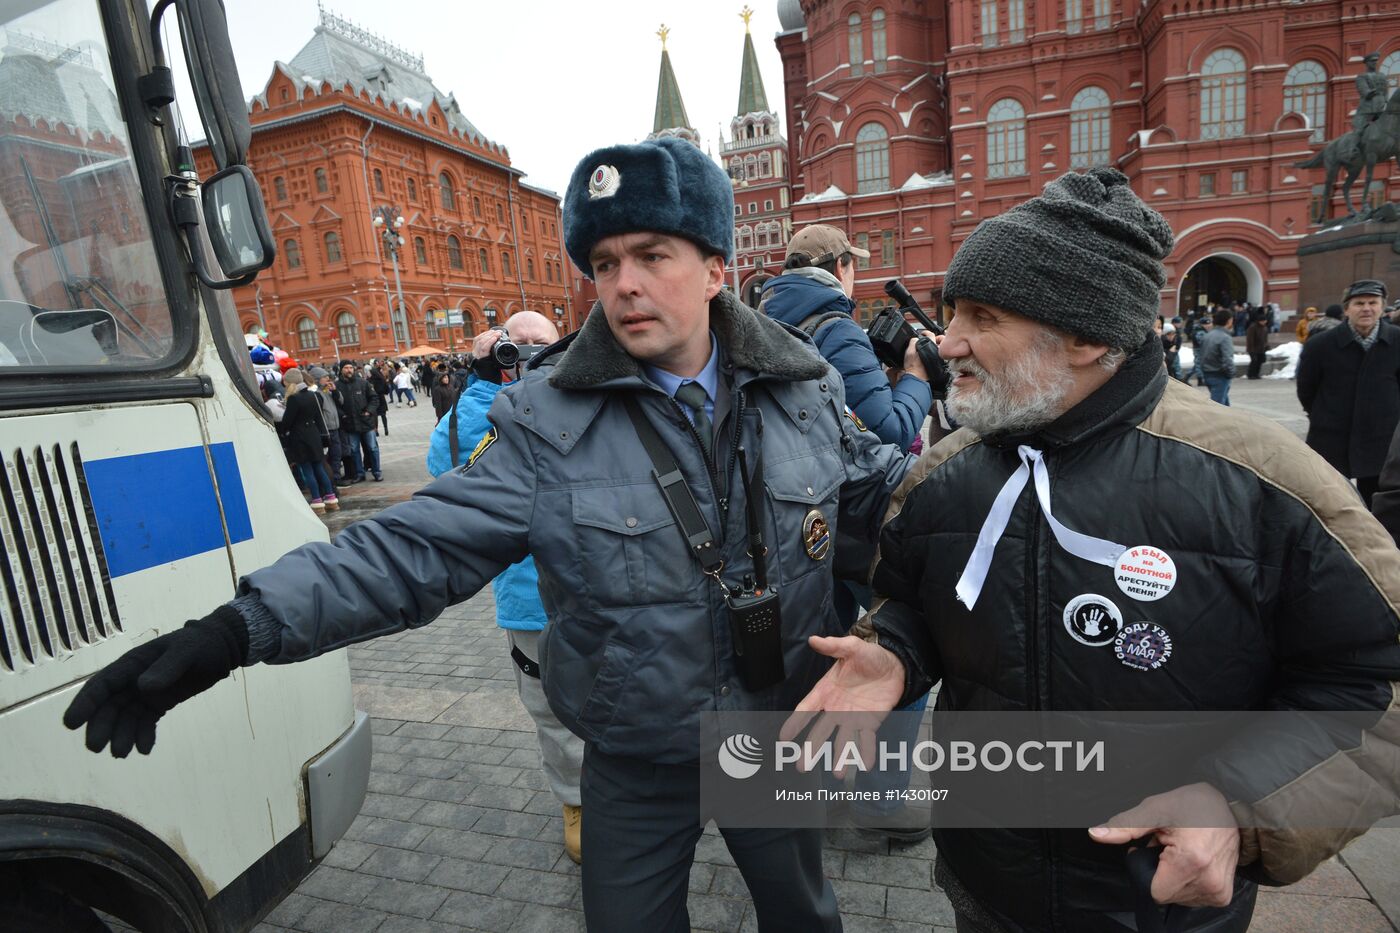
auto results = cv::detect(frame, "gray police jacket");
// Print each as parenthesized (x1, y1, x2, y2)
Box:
(236, 291, 913, 763)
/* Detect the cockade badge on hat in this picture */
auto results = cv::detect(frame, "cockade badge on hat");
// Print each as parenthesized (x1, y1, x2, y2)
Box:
(588, 165, 621, 200)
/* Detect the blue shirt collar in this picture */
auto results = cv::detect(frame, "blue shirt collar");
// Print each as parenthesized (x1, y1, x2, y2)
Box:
(643, 332, 720, 404)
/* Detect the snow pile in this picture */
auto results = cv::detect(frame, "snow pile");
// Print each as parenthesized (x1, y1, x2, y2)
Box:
(1176, 347, 1251, 370)
(1265, 341, 1304, 380)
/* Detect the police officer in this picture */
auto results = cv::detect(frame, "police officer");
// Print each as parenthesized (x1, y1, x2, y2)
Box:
(63, 137, 914, 932)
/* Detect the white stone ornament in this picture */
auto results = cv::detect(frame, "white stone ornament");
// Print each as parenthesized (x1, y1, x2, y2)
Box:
(1062, 593, 1123, 647)
(1113, 545, 1177, 602)
(588, 164, 621, 200)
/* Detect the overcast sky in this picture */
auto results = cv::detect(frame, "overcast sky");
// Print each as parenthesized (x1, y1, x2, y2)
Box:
(172, 0, 791, 196)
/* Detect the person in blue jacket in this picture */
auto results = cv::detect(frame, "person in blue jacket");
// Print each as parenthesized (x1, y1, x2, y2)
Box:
(426, 309, 585, 864)
(759, 224, 932, 451)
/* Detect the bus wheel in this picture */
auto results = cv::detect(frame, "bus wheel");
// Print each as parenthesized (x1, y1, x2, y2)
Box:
(0, 875, 112, 933)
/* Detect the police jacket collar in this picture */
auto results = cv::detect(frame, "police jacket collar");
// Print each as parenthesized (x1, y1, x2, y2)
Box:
(981, 334, 1166, 451)
(547, 289, 829, 391)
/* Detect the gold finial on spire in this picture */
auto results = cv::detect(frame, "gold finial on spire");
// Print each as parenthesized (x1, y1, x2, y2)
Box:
(740, 6, 754, 31)
(657, 24, 670, 50)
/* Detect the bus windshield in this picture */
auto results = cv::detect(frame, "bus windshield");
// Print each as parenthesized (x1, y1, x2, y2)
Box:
(0, 0, 176, 370)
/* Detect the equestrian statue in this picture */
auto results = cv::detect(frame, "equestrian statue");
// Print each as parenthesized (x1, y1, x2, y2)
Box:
(1296, 53, 1400, 221)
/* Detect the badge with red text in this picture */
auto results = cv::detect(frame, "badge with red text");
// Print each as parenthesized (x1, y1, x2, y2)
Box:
(1113, 546, 1177, 602)
(1114, 622, 1173, 671)
(1063, 594, 1122, 647)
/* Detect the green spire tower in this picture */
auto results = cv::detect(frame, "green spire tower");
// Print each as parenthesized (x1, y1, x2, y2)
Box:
(650, 25, 698, 144)
(736, 7, 769, 116)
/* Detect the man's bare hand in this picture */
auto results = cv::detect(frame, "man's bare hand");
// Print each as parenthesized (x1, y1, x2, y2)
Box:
(780, 635, 906, 777)
(901, 335, 930, 382)
(1089, 782, 1240, 908)
(471, 329, 503, 360)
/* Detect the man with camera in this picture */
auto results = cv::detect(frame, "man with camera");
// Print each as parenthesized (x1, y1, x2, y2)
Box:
(63, 136, 915, 932)
(424, 310, 586, 865)
(760, 225, 937, 453)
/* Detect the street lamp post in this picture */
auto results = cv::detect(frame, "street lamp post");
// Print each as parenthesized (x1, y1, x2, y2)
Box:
(372, 205, 407, 355)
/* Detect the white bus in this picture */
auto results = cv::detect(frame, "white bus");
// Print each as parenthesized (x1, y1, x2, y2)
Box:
(0, 0, 370, 929)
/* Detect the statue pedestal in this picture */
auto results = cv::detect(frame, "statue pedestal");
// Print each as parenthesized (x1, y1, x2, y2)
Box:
(1297, 216, 1400, 312)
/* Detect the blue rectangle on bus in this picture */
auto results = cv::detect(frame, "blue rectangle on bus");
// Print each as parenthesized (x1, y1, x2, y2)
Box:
(84, 443, 253, 578)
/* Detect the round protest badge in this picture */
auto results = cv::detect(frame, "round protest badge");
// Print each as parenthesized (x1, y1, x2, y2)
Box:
(1063, 594, 1123, 647)
(1113, 546, 1177, 602)
(1113, 622, 1173, 671)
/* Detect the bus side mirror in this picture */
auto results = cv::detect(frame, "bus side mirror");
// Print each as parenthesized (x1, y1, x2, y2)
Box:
(174, 0, 250, 170)
(195, 165, 275, 288)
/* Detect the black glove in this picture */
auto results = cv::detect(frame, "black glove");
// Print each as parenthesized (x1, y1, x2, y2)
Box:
(471, 354, 504, 384)
(915, 335, 951, 400)
(62, 605, 249, 757)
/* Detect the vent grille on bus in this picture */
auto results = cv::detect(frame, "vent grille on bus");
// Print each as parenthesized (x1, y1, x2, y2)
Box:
(0, 443, 122, 673)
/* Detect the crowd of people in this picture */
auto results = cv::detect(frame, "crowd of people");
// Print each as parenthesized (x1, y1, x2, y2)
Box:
(68, 141, 1400, 933)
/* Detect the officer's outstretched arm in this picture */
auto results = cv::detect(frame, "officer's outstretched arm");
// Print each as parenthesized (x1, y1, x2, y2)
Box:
(64, 392, 537, 756)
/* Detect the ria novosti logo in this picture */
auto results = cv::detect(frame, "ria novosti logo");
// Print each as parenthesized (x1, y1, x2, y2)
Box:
(718, 733, 764, 779)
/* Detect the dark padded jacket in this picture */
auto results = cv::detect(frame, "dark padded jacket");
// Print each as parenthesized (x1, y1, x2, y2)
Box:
(867, 338, 1400, 932)
(335, 373, 381, 434)
(1296, 319, 1400, 478)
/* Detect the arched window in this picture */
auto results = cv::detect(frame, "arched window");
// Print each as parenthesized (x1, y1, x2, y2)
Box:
(479, 248, 490, 274)
(1070, 86, 1112, 168)
(1283, 61, 1328, 142)
(848, 14, 863, 77)
(439, 172, 455, 210)
(1200, 48, 1246, 139)
(744, 154, 757, 179)
(872, 10, 887, 72)
(373, 168, 384, 192)
(756, 226, 769, 248)
(295, 316, 318, 350)
(473, 196, 482, 217)
(283, 238, 302, 269)
(855, 122, 890, 193)
(729, 157, 742, 179)
(314, 167, 328, 193)
(986, 99, 1027, 178)
(406, 177, 418, 201)
(526, 258, 535, 280)
(502, 252, 513, 278)
(546, 262, 554, 283)
(274, 176, 287, 201)
(414, 236, 428, 264)
(323, 231, 342, 263)
(447, 235, 464, 269)
(759, 152, 771, 177)
(1382, 51, 1400, 92)
(425, 309, 439, 341)
(336, 311, 359, 345)
(738, 225, 753, 251)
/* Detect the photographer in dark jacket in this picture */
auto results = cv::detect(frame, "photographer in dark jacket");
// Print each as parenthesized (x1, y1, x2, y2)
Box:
(336, 360, 383, 483)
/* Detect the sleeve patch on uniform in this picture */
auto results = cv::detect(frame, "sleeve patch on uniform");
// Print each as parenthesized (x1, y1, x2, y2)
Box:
(845, 408, 868, 432)
(467, 427, 498, 469)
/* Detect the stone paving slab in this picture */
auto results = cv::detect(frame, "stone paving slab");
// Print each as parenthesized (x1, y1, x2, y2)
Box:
(251, 380, 1395, 933)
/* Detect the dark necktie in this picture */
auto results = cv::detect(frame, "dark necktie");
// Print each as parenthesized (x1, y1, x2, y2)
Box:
(673, 381, 713, 458)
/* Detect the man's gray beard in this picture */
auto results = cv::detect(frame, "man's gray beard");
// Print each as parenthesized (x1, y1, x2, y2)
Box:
(944, 330, 1075, 437)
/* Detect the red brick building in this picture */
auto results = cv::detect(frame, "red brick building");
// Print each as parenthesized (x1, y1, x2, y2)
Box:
(775, 0, 1400, 321)
(195, 8, 573, 364)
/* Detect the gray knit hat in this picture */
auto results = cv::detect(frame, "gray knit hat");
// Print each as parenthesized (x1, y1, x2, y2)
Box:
(942, 167, 1175, 349)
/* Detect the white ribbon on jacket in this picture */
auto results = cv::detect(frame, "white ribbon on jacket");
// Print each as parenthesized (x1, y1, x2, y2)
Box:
(954, 446, 1125, 609)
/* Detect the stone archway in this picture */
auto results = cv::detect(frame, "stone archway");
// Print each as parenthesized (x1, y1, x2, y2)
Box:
(1177, 252, 1264, 316)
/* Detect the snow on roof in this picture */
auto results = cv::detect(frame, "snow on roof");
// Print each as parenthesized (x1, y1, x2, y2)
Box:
(797, 184, 848, 203)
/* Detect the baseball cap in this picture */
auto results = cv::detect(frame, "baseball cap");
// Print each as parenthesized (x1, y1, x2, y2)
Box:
(786, 224, 870, 265)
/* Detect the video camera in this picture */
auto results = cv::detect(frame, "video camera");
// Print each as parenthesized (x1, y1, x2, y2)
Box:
(474, 326, 546, 382)
(867, 279, 951, 399)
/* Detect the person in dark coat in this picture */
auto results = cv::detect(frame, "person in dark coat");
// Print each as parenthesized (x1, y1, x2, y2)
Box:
(336, 360, 383, 482)
(1245, 307, 1269, 379)
(1296, 279, 1399, 506)
(278, 369, 337, 513)
(430, 371, 456, 422)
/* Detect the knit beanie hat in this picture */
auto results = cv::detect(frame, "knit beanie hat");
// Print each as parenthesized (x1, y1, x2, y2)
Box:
(563, 137, 734, 279)
(942, 167, 1175, 349)
(307, 365, 330, 381)
(282, 367, 304, 386)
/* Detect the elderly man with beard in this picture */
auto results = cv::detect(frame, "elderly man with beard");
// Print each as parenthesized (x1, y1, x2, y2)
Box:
(793, 167, 1400, 932)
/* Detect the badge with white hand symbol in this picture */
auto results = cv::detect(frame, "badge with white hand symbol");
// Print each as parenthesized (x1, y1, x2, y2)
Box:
(1063, 594, 1123, 648)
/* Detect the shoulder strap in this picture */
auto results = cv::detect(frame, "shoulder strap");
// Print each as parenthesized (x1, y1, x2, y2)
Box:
(797, 310, 848, 340)
(447, 379, 472, 466)
(621, 396, 724, 575)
